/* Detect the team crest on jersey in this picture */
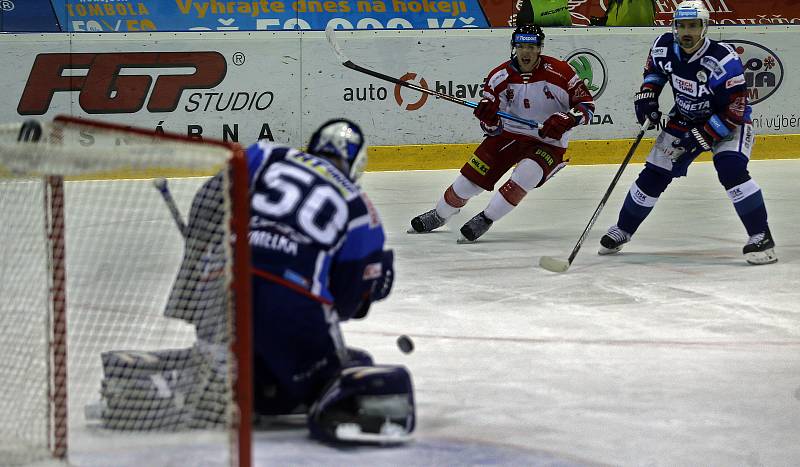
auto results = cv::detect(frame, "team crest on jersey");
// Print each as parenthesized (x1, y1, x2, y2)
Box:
(673, 76, 697, 96)
(651, 47, 667, 58)
(700, 56, 726, 79)
(505, 88, 515, 101)
(696, 71, 707, 83)
(543, 85, 555, 100)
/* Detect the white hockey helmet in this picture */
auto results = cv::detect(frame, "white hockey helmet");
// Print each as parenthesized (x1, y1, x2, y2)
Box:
(672, 1, 710, 42)
(308, 119, 368, 182)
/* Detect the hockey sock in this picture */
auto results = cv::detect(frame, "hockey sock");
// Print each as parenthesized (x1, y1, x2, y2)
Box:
(616, 164, 672, 235)
(715, 153, 768, 236)
(727, 181, 768, 235)
(484, 158, 542, 221)
(436, 175, 483, 218)
(484, 180, 525, 221)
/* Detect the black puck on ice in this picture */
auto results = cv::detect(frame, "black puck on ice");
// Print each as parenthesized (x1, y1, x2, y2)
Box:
(396, 335, 414, 354)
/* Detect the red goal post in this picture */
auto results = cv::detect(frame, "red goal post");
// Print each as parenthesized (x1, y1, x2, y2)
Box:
(0, 116, 252, 467)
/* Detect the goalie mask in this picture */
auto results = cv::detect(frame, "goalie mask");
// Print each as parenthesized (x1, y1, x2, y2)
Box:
(308, 119, 368, 182)
(672, 1, 710, 50)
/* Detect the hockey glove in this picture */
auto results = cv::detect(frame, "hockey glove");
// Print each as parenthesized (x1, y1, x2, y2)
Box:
(538, 112, 577, 140)
(672, 127, 713, 157)
(634, 89, 662, 129)
(370, 249, 394, 302)
(474, 97, 500, 127)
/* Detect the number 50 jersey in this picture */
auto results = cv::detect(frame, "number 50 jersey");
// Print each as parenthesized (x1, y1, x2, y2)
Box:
(245, 141, 386, 320)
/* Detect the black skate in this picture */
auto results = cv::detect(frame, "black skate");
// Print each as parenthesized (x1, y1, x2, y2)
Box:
(743, 227, 778, 265)
(409, 209, 447, 233)
(457, 212, 493, 243)
(598, 225, 631, 255)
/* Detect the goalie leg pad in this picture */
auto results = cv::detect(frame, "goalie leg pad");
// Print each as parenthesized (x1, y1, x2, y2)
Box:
(308, 365, 415, 445)
(96, 345, 228, 430)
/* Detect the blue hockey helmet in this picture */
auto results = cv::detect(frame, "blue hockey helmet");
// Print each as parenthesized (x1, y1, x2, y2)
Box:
(307, 119, 367, 182)
(673, 1, 710, 43)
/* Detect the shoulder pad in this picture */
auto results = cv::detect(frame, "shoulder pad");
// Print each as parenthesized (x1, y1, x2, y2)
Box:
(705, 40, 739, 61)
(650, 33, 674, 59)
(653, 33, 674, 49)
(700, 55, 727, 79)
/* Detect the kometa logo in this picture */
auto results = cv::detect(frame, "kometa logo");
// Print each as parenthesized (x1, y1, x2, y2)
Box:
(18, 52, 227, 115)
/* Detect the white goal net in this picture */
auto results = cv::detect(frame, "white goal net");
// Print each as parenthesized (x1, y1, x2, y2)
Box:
(0, 116, 252, 466)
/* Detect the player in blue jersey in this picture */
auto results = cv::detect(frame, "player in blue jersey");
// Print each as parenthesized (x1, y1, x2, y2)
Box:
(242, 119, 414, 444)
(598, 0, 777, 265)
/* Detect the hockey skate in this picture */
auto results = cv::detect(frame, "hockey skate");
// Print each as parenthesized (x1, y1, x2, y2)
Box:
(743, 227, 778, 265)
(408, 209, 447, 234)
(457, 212, 493, 243)
(598, 225, 631, 255)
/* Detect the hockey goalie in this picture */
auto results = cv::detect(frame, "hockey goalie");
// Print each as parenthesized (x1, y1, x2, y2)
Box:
(91, 119, 415, 445)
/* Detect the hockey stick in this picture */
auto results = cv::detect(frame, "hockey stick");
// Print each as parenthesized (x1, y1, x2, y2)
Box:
(325, 26, 540, 129)
(153, 178, 188, 238)
(538, 118, 652, 273)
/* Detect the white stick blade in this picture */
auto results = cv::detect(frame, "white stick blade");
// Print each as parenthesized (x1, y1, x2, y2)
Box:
(539, 256, 570, 273)
(324, 25, 349, 63)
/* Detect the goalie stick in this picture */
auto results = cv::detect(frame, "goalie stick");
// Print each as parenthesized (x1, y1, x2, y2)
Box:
(325, 26, 540, 129)
(153, 177, 188, 238)
(538, 118, 653, 273)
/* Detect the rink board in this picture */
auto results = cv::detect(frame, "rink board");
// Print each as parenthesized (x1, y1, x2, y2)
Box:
(0, 26, 798, 170)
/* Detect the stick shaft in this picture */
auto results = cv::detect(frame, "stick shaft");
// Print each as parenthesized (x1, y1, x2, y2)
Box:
(564, 119, 652, 265)
(154, 178, 188, 238)
(326, 27, 538, 129)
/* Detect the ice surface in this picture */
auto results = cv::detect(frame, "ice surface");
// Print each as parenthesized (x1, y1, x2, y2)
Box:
(8, 159, 799, 466)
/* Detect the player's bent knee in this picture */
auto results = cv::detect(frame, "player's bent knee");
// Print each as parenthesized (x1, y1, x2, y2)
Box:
(638, 163, 674, 196)
(713, 151, 751, 189)
(511, 158, 544, 191)
(452, 174, 485, 199)
(308, 365, 415, 445)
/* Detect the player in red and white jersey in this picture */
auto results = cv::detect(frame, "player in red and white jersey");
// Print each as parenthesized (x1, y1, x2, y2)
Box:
(409, 24, 596, 242)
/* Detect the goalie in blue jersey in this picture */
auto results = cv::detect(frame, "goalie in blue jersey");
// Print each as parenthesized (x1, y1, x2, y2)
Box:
(599, 0, 778, 265)
(242, 119, 414, 444)
(95, 120, 414, 446)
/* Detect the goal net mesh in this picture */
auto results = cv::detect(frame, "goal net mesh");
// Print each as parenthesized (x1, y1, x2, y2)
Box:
(0, 117, 250, 466)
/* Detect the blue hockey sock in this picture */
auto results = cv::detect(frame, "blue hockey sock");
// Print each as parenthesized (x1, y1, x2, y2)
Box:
(726, 180, 768, 235)
(616, 165, 672, 235)
(714, 153, 768, 235)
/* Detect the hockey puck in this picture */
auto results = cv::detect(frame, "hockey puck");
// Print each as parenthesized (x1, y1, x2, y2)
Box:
(396, 335, 414, 354)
